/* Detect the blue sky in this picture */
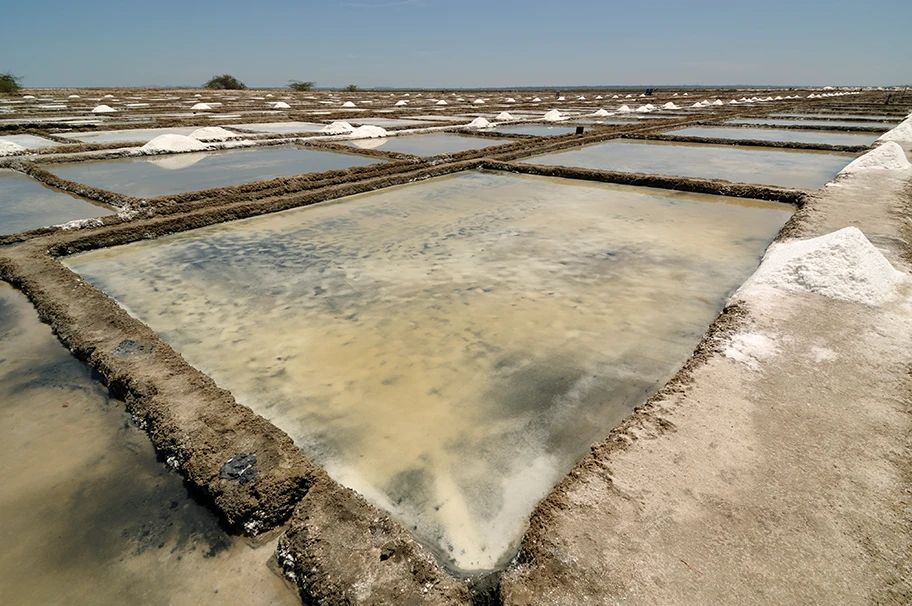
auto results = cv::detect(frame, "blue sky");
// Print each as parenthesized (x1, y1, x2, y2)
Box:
(3, 0, 910, 88)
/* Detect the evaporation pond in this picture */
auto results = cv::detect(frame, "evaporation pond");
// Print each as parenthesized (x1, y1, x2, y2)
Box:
(58, 127, 200, 144)
(524, 140, 853, 189)
(489, 125, 578, 136)
(342, 133, 514, 155)
(0, 282, 296, 605)
(665, 126, 879, 146)
(728, 118, 894, 129)
(0, 169, 113, 235)
(67, 171, 793, 572)
(44, 146, 383, 197)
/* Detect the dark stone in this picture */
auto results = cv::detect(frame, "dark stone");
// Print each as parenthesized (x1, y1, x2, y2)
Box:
(112, 339, 152, 357)
(220, 453, 258, 484)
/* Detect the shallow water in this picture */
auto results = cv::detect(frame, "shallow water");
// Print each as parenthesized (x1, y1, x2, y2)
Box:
(769, 113, 901, 122)
(341, 134, 514, 156)
(232, 121, 326, 134)
(69, 171, 792, 571)
(58, 127, 200, 144)
(0, 283, 297, 605)
(524, 140, 852, 189)
(728, 118, 893, 130)
(665, 126, 879, 146)
(0, 169, 113, 235)
(45, 145, 383, 198)
(0, 134, 60, 149)
(489, 125, 578, 136)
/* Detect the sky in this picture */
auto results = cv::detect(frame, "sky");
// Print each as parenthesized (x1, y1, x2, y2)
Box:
(2, 0, 910, 89)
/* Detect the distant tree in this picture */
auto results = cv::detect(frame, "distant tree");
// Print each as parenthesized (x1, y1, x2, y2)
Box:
(289, 80, 315, 91)
(0, 72, 23, 94)
(345, 84, 358, 92)
(203, 74, 247, 90)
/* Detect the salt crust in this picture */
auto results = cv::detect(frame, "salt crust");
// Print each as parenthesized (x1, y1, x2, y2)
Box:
(495, 112, 514, 121)
(840, 141, 911, 173)
(723, 332, 778, 371)
(91, 105, 117, 113)
(0, 140, 27, 156)
(736, 227, 906, 306)
(348, 125, 387, 139)
(321, 121, 354, 135)
(593, 109, 610, 117)
(467, 117, 494, 128)
(877, 119, 912, 143)
(139, 134, 209, 154)
(190, 103, 212, 111)
(189, 127, 237, 141)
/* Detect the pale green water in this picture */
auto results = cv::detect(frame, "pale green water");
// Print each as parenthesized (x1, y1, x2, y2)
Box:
(45, 145, 383, 198)
(68, 171, 792, 572)
(524, 140, 853, 189)
(0, 169, 113, 235)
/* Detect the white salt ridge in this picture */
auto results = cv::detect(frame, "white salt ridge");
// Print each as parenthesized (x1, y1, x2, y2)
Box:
(495, 112, 514, 121)
(467, 117, 494, 128)
(189, 127, 238, 141)
(531, 97, 541, 102)
(436, 100, 448, 105)
(473, 99, 485, 104)
(737, 227, 906, 306)
(877, 119, 912, 143)
(395, 100, 408, 106)
(91, 105, 117, 113)
(342, 101, 357, 108)
(712, 99, 723, 106)
(840, 142, 911, 173)
(543, 109, 563, 122)
(321, 121, 355, 134)
(191, 103, 212, 111)
(723, 332, 778, 371)
(0, 140, 27, 156)
(348, 125, 387, 139)
(593, 109, 610, 117)
(662, 102, 679, 109)
(617, 105, 632, 113)
(140, 134, 209, 154)
(273, 102, 292, 109)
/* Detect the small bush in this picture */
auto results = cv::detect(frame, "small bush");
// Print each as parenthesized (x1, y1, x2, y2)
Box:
(289, 80, 315, 91)
(0, 72, 22, 94)
(203, 74, 247, 90)
(345, 84, 358, 92)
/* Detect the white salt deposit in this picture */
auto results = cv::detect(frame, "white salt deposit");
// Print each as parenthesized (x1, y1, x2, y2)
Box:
(139, 134, 209, 155)
(593, 109, 610, 117)
(736, 227, 906, 306)
(713, 99, 723, 106)
(840, 142, 911, 173)
(635, 105, 652, 113)
(543, 109, 563, 122)
(467, 117, 494, 128)
(22, 95, 35, 99)
(191, 103, 212, 111)
(531, 97, 542, 102)
(321, 121, 355, 134)
(505, 98, 515, 103)
(877, 120, 912, 143)
(723, 332, 778, 371)
(662, 102, 679, 109)
(495, 111, 514, 121)
(348, 125, 387, 139)
(691, 102, 703, 108)
(0, 140, 27, 156)
(617, 105, 632, 113)
(273, 102, 292, 109)
(189, 127, 238, 141)
(342, 101, 357, 108)
(436, 100, 448, 105)
(68, 95, 80, 99)
(473, 99, 485, 104)
(91, 105, 117, 113)
(103, 94, 115, 99)
(395, 100, 408, 106)
(557, 96, 566, 101)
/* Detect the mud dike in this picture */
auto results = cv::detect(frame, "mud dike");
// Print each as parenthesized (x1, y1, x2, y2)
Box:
(1, 88, 910, 604)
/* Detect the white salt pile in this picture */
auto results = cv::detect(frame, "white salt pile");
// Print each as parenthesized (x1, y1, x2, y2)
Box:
(348, 125, 387, 139)
(495, 111, 514, 121)
(557, 96, 566, 101)
(723, 332, 778, 371)
(593, 109, 610, 117)
(22, 95, 35, 99)
(395, 100, 408, 106)
(877, 120, 912, 143)
(68, 94, 80, 99)
(543, 109, 563, 121)
(635, 105, 652, 113)
(189, 126, 238, 141)
(321, 121, 355, 134)
(436, 100, 448, 105)
(662, 102, 679, 109)
(532, 97, 542, 102)
(595, 95, 603, 99)
(467, 117, 494, 128)
(473, 99, 485, 104)
(342, 101, 357, 108)
(0, 140, 27, 156)
(139, 134, 209, 154)
(91, 105, 117, 113)
(840, 141, 911, 173)
(736, 227, 906, 306)
(273, 101, 292, 109)
(191, 103, 212, 111)
(103, 94, 115, 99)
(505, 98, 515, 103)
(691, 102, 703, 108)
(617, 105, 632, 113)
(713, 99, 723, 106)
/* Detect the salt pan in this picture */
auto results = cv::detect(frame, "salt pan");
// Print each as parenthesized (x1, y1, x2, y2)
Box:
(736, 227, 906, 306)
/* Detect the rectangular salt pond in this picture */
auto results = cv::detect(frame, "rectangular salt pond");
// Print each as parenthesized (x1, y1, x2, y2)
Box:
(664, 126, 879, 147)
(489, 125, 578, 137)
(728, 118, 893, 130)
(524, 140, 853, 189)
(58, 127, 200, 144)
(67, 171, 792, 572)
(770, 113, 902, 122)
(44, 146, 383, 198)
(0, 134, 60, 149)
(232, 121, 326, 134)
(341, 134, 514, 156)
(0, 169, 113, 235)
